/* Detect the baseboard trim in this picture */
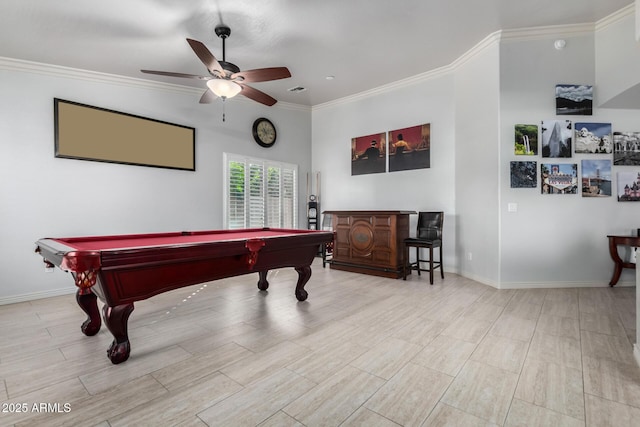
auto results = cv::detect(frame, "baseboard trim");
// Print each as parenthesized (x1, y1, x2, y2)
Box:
(455, 270, 499, 288)
(498, 280, 635, 289)
(0, 287, 75, 306)
(453, 270, 634, 290)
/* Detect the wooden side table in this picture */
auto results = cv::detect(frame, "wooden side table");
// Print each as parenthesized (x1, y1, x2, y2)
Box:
(607, 235, 640, 286)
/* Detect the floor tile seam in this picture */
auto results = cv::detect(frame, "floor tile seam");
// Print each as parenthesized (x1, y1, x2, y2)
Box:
(358, 363, 442, 426)
(577, 317, 591, 424)
(364, 361, 455, 426)
(357, 405, 404, 426)
(518, 358, 588, 421)
(427, 360, 482, 424)
(510, 304, 544, 416)
(583, 389, 640, 411)
(282, 364, 389, 427)
(510, 397, 587, 425)
(151, 349, 248, 390)
(194, 368, 305, 424)
(580, 329, 637, 365)
(438, 362, 507, 426)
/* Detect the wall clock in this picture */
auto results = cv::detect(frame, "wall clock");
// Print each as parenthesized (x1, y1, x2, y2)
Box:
(252, 117, 277, 147)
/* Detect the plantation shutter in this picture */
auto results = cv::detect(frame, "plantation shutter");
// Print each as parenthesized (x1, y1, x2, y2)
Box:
(227, 161, 246, 229)
(248, 162, 265, 227)
(224, 153, 297, 229)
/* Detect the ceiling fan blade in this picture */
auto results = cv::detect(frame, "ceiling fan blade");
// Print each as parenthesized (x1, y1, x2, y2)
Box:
(199, 89, 215, 104)
(239, 84, 277, 106)
(232, 67, 291, 83)
(141, 70, 210, 80)
(186, 38, 223, 75)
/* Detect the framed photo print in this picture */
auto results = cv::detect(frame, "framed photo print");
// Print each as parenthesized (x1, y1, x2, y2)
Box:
(541, 163, 578, 194)
(541, 120, 572, 158)
(613, 132, 640, 166)
(574, 123, 612, 154)
(617, 170, 640, 201)
(510, 161, 537, 188)
(555, 84, 593, 115)
(514, 124, 538, 155)
(581, 159, 611, 197)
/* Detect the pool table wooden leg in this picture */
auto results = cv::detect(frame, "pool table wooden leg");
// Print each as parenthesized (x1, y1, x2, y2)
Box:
(257, 270, 269, 291)
(103, 303, 135, 364)
(76, 288, 101, 336)
(294, 265, 311, 301)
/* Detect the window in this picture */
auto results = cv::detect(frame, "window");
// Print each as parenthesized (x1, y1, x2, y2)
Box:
(224, 153, 298, 229)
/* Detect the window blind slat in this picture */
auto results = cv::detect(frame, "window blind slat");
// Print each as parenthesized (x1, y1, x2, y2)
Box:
(225, 154, 297, 229)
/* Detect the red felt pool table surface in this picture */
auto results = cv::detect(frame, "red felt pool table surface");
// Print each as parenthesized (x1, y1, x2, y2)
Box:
(49, 228, 318, 251)
(35, 227, 334, 364)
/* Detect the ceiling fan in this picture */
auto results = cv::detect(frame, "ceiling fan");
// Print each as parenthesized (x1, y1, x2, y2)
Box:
(141, 25, 291, 107)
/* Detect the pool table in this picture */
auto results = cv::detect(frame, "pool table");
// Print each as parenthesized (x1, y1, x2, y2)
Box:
(35, 228, 334, 364)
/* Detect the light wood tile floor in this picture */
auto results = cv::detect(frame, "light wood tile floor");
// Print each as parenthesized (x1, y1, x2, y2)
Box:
(1, 259, 638, 426)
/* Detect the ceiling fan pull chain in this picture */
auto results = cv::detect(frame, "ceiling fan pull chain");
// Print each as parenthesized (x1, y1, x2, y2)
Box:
(222, 98, 226, 122)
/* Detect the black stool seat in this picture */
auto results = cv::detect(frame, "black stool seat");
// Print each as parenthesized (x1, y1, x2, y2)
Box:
(403, 211, 444, 284)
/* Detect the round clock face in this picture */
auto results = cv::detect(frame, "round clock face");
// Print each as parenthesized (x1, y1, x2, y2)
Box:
(252, 118, 276, 147)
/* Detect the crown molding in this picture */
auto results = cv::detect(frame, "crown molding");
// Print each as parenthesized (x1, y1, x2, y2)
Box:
(499, 22, 595, 42)
(0, 56, 200, 95)
(2, 4, 631, 113)
(313, 20, 605, 112)
(0, 56, 311, 112)
(312, 63, 453, 111)
(595, 3, 634, 31)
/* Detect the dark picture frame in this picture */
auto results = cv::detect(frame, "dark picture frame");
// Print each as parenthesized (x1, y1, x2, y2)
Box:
(54, 98, 196, 171)
(613, 131, 640, 166)
(510, 161, 537, 188)
(555, 84, 593, 115)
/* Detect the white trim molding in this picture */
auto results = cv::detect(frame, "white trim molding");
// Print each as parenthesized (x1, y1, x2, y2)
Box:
(0, 56, 310, 113)
(0, 287, 75, 306)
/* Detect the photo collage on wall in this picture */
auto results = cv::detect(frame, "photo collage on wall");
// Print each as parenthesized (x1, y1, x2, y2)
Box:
(351, 123, 430, 176)
(511, 84, 638, 201)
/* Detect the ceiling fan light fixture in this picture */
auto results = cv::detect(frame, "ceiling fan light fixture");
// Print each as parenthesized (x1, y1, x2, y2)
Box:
(207, 79, 242, 99)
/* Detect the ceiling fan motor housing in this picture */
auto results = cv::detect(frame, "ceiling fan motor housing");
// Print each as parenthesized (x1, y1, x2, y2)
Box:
(219, 61, 240, 75)
(214, 25, 231, 39)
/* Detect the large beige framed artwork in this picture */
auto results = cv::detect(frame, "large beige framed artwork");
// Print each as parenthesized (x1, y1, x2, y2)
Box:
(54, 99, 196, 171)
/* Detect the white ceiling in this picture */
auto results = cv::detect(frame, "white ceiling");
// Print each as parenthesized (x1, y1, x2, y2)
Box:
(1, 0, 633, 107)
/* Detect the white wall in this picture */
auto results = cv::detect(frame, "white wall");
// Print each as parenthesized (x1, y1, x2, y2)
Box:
(500, 29, 640, 288)
(312, 73, 458, 272)
(312, 10, 640, 289)
(596, 5, 640, 108)
(453, 41, 501, 286)
(3, 7, 639, 303)
(0, 60, 312, 303)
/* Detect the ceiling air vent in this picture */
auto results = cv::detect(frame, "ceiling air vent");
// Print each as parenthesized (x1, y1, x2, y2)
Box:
(288, 86, 307, 93)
